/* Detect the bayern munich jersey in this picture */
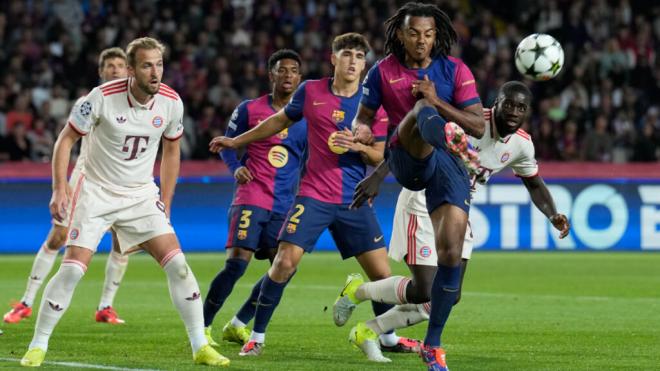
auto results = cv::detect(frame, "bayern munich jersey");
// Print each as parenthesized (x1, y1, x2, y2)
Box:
(222, 94, 307, 215)
(68, 77, 184, 196)
(284, 77, 389, 204)
(400, 107, 538, 214)
(361, 54, 481, 130)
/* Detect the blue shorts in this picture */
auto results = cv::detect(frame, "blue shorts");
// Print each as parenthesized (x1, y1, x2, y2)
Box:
(388, 141, 471, 214)
(226, 205, 286, 259)
(278, 196, 385, 259)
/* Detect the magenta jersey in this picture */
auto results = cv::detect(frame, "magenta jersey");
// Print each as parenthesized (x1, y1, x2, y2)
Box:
(284, 77, 389, 204)
(222, 94, 307, 214)
(361, 54, 480, 129)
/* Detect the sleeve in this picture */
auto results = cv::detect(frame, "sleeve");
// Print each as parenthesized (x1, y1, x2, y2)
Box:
(452, 60, 481, 109)
(163, 98, 185, 140)
(511, 141, 539, 178)
(221, 101, 249, 174)
(372, 107, 389, 142)
(360, 63, 383, 110)
(67, 88, 103, 135)
(283, 81, 307, 122)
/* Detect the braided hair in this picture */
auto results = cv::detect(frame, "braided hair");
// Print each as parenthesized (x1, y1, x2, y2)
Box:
(384, 2, 457, 63)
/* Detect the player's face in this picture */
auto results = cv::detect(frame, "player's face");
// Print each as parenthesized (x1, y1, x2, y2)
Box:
(397, 16, 436, 63)
(331, 48, 366, 83)
(129, 48, 163, 96)
(270, 58, 301, 95)
(495, 91, 531, 136)
(99, 57, 128, 83)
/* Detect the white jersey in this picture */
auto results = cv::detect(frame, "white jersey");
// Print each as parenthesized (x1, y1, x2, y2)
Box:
(72, 96, 89, 172)
(398, 107, 538, 213)
(68, 78, 184, 196)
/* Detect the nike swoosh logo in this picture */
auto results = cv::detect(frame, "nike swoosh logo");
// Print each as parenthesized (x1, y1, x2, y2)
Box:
(389, 78, 405, 84)
(313, 101, 326, 106)
(374, 235, 384, 243)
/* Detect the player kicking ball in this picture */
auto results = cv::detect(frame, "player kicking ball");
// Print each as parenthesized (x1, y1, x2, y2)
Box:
(20, 37, 229, 367)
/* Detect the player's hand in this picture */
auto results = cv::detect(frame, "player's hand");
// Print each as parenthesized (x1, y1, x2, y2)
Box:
(352, 123, 374, 145)
(550, 213, 570, 239)
(333, 128, 364, 152)
(209, 136, 236, 153)
(234, 166, 254, 184)
(49, 186, 70, 223)
(412, 75, 438, 101)
(351, 170, 384, 209)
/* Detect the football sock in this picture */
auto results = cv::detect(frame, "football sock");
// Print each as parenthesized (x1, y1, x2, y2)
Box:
(98, 251, 128, 310)
(230, 316, 247, 328)
(370, 301, 395, 336)
(162, 251, 206, 354)
(203, 258, 248, 327)
(252, 274, 290, 335)
(424, 264, 461, 347)
(367, 303, 430, 334)
(355, 276, 410, 304)
(249, 330, 265, 343)
(22, 244, 59, 307)
(379, 332, 400, 347)
(235, 274, 265, 325)
(29, 260, 86, 351)
(417, 106, 447, 150)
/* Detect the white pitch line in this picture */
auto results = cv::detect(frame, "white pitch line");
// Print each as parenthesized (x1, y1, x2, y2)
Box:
(0, 357, 162, 371)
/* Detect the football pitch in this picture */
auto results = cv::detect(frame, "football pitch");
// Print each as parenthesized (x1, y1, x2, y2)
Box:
(1, 252, 659, 370)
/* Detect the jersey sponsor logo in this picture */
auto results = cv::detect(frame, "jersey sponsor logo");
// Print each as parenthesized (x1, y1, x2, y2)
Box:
(268, 145, 289, 168)
(500, 152, 510, 163)
(327, 132, 349, 154)
(276, 128, 288, 139)
(122, 135, 149, 161)
(332, 109, 345, 123)
(80, 101, 92, 117)
(237, 229, 247, 240)
(116, 115, 127, 124)
(388, 77, 405, 84)
(313, 101, 326, 106)
(69, 228, 80, 240)
(152, 116, 164, 128)
(419, 246, 432, 258)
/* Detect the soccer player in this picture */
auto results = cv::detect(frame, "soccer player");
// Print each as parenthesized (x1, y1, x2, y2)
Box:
(202, 49, 307, 346)
(333, 3, 485, 370)
(19, 37, 229, 367)
(4, 48, 130, 325)
(343, 81, 571, 364)
(209, 33, 407, 360)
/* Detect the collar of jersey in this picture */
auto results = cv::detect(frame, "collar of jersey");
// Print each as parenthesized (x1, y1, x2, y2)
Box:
(127, 78, 156, 110)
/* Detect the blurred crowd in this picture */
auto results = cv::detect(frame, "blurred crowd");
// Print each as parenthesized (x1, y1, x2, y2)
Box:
(0, 0, 658, 163)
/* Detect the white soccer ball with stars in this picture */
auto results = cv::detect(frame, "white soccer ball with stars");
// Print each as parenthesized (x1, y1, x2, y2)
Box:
(515, 33, 564, 81)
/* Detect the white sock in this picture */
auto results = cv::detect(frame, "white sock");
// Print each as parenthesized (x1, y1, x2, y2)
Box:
(162, 251, 207, 354)
(366, 303, 429, 335)
(355, 276, 410, 305)
(21, 244, 59, 307)
(379, 332, 400, 347)
(231, 316, 247, 328)
(249, 331, 265, 343)
(29, 260, 86, 351)
(98, 251, 128, 310)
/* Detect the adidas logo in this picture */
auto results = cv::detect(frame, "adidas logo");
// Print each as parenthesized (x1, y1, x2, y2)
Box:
(185, 292, 201, 301)
(48, 301, 63, 311)
(30, 275, 40, 280)
(116, 115, 127, 124)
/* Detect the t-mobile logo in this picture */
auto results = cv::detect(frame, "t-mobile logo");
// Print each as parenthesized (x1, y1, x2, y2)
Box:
(122, 135, 149, 160)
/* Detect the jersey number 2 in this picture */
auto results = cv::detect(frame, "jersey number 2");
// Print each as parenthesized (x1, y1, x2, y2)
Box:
(289, 204, 305, 224)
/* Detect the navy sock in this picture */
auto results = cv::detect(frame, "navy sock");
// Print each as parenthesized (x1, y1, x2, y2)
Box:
(416, 106, 447, 150)
(252, 274, 292, 334)
(235, 275, 265, 324)
(424, 264, 461, 347)
(371, 301, 395, 335)
(203, 258, 248, 327)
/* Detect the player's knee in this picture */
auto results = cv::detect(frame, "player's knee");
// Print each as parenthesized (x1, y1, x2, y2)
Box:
(407, 279, 432, 303)
(271, 256, 297, 279)
(47, 228, 68, 250)
(436, 247, 462, 266)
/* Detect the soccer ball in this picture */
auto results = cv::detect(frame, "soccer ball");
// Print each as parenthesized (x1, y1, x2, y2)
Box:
(514, 33, 564, 81)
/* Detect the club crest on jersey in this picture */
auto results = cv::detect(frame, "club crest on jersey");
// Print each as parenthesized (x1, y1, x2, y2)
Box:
(286, 223, 297, 233)
(237, 229, 247, 240)
(152, 116, 164, 128)
(116, 115, 127, 124)
(268, 145, 289, 168)
(69, 228, 80, 240)
(500, 152, 510, 163)
(332, 109, 345, 123)
(420, 246, 432, 258)
(80, 101, 92, 117)
(277, 128, 288, 139)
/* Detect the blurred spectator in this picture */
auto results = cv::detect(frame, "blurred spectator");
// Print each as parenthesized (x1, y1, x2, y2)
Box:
(631, 123, 658, 162)
(27, 118, 54, 162)
(582, 115, 614, 162)
(5, 122, 32, 162)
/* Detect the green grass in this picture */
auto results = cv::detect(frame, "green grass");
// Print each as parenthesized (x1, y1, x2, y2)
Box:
(1, 252, 659, 370)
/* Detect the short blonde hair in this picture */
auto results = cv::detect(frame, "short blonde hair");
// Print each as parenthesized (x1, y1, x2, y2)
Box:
(98, 47, 127, 69)
(126, 37, 166, 67)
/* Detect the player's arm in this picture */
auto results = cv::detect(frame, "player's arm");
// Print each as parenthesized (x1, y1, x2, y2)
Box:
(521, 175, 570, 238)
(352, 104, 378, 144)
(351, 159, 389, 209)
(50, 124, 82, 221)
(220, 102, 253, 184)
(160, 138, 180, 217)
(210, 110, 293, 152)
(352, 63, 383, 143)
(333, 128, 385, 166)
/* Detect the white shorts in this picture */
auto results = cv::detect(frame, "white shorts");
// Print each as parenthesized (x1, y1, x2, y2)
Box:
(388, 194, 474, 267)
(52, 167, 83, 228)
(65, 176, 174, 253)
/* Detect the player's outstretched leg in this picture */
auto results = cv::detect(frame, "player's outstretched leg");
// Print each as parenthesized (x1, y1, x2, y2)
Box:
(96, 233, 128, 324)
(5, 227, 65, 324)
(221, 275, 263, 345)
